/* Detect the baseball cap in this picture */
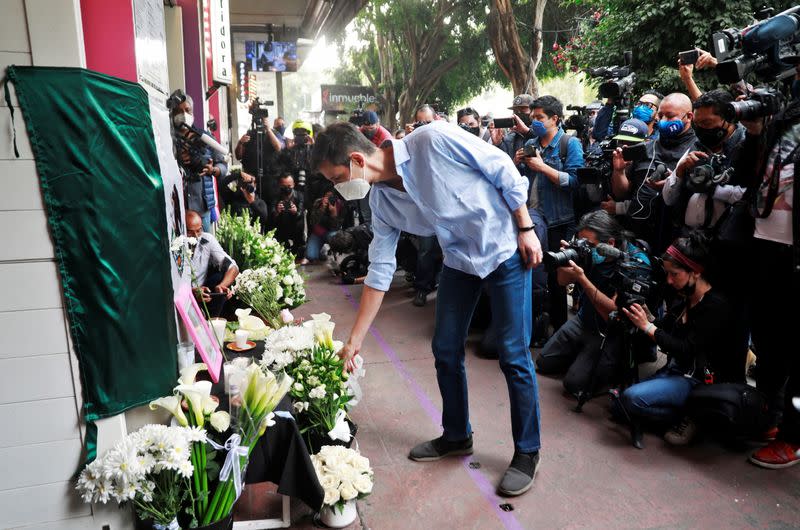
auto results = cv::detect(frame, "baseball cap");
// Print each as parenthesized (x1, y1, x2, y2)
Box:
(362, 111, 380, 125)
(508, 94, 535, 109)
(613, 118, 649, 142)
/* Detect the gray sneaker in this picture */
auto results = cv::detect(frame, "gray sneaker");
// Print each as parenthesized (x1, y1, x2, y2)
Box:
(408, 435, 473, 462)
(498, 451, 539, 496)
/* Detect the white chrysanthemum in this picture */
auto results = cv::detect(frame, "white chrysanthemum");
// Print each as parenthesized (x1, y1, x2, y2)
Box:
(283, 275, 294, 285)
(284, 298, 293, 306)
(293, 382, 304, 392)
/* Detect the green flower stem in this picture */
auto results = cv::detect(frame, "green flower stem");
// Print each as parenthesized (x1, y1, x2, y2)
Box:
(190, 443, 202, 518)
(200, 443, 208, 514)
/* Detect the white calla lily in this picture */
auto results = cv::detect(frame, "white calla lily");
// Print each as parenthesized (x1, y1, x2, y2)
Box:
(178, 363, 208, 386)
(175, 380, 213, 426)
(149, 395, 188, 426)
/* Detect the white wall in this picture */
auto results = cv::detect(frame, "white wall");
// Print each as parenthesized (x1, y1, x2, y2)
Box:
(0, 1, 129, 528)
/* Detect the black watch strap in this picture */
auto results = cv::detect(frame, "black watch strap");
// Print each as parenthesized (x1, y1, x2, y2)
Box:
(518, 224, 536, 232)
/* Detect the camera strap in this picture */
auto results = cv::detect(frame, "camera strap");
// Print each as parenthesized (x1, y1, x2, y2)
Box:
(3, 78, 19, 158)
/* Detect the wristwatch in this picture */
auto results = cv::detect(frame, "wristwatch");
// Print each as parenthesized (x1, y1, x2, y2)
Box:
(518, 224, 536, 232)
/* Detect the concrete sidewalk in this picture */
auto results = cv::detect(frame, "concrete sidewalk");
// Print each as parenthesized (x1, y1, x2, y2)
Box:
(244, 265, 800, 529)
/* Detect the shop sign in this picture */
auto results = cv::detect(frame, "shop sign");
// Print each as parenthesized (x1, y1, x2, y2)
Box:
(321, 85, 377, 112)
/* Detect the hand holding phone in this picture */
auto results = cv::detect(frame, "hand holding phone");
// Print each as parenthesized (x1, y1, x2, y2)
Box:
(679, 49, 699, 66)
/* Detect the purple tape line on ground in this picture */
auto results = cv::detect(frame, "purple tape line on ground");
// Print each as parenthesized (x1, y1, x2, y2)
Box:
(340, 285, 524, 530)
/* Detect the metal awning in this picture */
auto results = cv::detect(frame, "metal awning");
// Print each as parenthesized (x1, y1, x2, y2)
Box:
(229, 0, 366, 41)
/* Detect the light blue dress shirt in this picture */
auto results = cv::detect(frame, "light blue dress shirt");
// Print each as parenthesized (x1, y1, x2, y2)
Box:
(364, 121, 529, 291)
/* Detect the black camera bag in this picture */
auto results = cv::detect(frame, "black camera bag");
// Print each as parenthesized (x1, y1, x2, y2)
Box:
(686, 383, 770, 438)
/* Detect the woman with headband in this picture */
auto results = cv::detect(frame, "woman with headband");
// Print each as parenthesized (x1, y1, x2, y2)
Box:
(612, 231, 748, 448)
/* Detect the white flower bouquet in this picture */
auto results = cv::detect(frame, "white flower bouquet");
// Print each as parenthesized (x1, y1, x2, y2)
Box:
(311, 445, 373, 511)
(149, 363, 231, 526)
(231, 267, 284, 329)
(76, 424, 205, 528)
(216, 208, 306, 309)
(259, 314, 354, 450)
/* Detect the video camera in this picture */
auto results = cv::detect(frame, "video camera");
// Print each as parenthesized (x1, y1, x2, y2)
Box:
(592, 243, 659, 311)
(713, 6, 800, 84)
(564, 105, 593, 147)
(686, 153, 734, 194)
(249, 97, 273, 121)
(588, 51, 636, 102)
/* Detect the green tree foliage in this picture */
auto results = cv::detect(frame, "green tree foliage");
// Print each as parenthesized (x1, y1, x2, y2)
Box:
(566, 1, 796, 95)
(334, 0, 495, 128)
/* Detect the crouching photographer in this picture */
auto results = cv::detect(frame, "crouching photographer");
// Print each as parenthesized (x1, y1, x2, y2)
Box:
(612, 231, 748, 449)
(219, 168, 271, 231)
(535, 211, 654, 401)
(271, 175, 305, 258)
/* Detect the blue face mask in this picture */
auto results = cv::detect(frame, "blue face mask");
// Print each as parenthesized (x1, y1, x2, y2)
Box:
(656, 116, 686, 138)
(632, 105, 655, 123)
(529, 120, 548, 137)
(591, 248, 606, 265)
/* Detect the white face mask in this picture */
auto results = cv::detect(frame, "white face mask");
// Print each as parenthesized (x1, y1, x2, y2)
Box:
(335, 160, 372, 201)
(173, 112, 194, 128)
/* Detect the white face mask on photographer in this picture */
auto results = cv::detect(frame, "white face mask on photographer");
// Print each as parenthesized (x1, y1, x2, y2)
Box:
(173, 112, 194, 128)
(335, 159, 372, 201)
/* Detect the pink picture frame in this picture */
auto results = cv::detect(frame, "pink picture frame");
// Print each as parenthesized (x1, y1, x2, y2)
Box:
(174, 284, 223, 382)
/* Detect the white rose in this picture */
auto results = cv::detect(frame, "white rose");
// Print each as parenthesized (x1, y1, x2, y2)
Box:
(293, 383, 304, 392)
(283, 275, 294, 285)
(349, 454, 371, 473)
(353, 473, 373, 495)
(323, 487, 340, 506)
(339, 481, 358, 501)
(284, 298, 294, 306)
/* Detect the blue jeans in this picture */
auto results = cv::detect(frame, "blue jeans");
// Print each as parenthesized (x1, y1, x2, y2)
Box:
(201, 210, 211, 232)
(414, 235, 442, 293)
(619, 365, 700, 424)
(432, 251, 541, 452)
(306, 231, 337, 261)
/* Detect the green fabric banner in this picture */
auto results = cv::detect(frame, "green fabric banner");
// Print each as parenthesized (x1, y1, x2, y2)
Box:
(6, 65, 177, 422)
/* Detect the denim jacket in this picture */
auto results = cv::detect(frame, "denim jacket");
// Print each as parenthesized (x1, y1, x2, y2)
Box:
(525, 128, 584, 227)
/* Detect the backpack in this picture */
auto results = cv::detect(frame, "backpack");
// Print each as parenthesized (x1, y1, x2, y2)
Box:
(686, 383, 770, 438)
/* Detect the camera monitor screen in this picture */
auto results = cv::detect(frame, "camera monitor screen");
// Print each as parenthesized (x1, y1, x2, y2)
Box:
(245, 41, 298, 72)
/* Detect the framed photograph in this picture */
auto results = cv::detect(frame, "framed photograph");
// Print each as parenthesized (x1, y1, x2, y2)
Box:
(174, 284, 222, 382)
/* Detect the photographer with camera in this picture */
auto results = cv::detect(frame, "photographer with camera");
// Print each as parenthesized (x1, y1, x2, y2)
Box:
(536, 210, 652, 399)
(186, 210, 239, 317)
(235, 98, 283, 203)
(733, 70, 800, 468)
(613, 231, 747, 447)
(608, 93, 697, 254)
(360, 111, 393, 148)
(497, 94, 537, 160)
(520, 95, 585, 333)
(219, 168, 271, 232)
(305, 189, 343, 263)
(271, 174, 306, 259)
(593, 90, 663, 147)
(169, 90, 228, 232)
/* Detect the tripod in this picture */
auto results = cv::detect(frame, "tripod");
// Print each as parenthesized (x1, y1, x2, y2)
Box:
(573, 311, 645, 447)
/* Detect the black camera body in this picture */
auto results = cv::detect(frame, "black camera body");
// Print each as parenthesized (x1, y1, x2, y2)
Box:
(686, 153, 733, 193)
(543, 238, 594, 271)
(522, 144, 540, 158)
(723, 87, 784, 122)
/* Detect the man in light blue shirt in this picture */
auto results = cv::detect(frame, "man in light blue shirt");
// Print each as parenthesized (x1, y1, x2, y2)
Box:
(312, 121, 544, 496)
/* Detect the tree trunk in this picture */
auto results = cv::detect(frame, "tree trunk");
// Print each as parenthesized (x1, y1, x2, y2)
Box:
(488, 0, 547, 97)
